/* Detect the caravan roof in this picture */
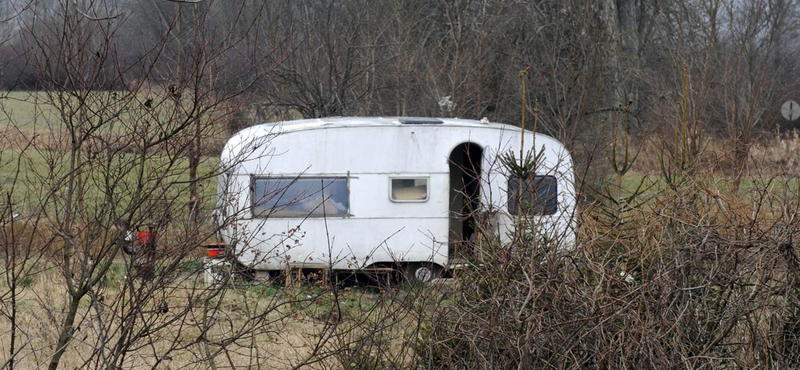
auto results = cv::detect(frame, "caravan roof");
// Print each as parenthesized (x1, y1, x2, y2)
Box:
(222, 116, 563, 160)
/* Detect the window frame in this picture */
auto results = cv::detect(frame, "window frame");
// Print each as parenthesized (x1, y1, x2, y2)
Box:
(506, 174, 558, 216)
(250, 175, 351, 218)
(388, 176, 430, 203)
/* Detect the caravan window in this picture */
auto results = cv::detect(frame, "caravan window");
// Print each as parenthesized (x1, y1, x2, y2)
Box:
(390, 178, 428, 202)
(252, 177, 349, 218)
(507, 175, 557, 216)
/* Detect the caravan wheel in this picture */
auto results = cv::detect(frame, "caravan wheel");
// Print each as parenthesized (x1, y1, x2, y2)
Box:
(403, 263, 442, 284)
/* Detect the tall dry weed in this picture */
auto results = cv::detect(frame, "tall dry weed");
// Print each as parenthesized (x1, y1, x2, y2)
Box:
(412, 102, 800, 369)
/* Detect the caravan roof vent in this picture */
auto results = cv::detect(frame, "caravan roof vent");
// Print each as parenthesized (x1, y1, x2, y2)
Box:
(399, 117, 443, 125)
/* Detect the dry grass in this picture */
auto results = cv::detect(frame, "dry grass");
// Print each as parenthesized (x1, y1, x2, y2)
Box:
(0, 264, 422, 369)
(633, 128, 800, 178)
(751, 129, 800, 171)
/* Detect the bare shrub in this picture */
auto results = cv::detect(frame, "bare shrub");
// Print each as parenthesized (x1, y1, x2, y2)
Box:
(409, 132, 800, 370)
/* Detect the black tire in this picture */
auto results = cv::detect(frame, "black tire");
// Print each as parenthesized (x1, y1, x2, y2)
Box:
(403, 263, 442, 284)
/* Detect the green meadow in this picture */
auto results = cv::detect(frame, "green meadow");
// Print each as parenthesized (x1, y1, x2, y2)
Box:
(0, 91, 222, 217)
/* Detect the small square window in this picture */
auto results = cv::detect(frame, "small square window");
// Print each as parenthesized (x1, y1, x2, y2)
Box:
(507, 175, 557, 215)
(391, 178, 428, 202)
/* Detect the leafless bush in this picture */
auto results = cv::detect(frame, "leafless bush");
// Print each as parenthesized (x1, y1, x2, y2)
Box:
(412, 109, 800, 369)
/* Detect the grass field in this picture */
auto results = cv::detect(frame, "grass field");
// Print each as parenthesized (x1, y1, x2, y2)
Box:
(0, 90, 223, 218)
(0, 148, 220, 220)
(0, 91, 63, 131)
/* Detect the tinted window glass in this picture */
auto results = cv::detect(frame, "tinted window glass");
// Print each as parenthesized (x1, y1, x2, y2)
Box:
(508, 175, 557, 215)
(391, 178, 428, 201)
(253, 177, 348, 217)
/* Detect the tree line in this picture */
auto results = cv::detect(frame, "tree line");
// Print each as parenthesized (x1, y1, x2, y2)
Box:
(2, 0, 798, 150)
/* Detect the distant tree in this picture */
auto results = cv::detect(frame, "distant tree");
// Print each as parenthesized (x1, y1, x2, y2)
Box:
(647, 0, 800, 190)
(257, 0, 390, 118)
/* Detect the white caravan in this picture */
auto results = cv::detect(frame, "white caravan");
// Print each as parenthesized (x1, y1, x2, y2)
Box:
(215, 117, 575, 282)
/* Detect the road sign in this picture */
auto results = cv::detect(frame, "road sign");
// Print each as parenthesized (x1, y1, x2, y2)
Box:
(782, 100, 800, 121)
